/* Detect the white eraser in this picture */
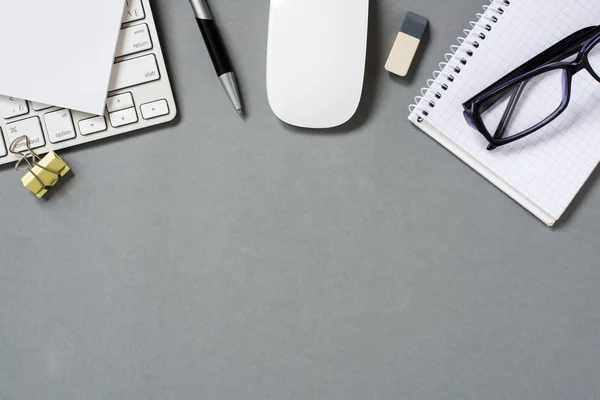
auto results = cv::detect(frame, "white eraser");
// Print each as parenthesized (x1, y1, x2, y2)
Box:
(385, 12, 429, 77)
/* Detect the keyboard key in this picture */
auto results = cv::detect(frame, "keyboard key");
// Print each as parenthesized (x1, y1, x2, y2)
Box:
(0, 129, 7, 157)
(0, 96, 29, 119)
(6, 117, 45, 151)
(31, 101, 53, 111)
(109, 108, 138, 127)
(115, 23, 153, 58)
(122, 0, 145, 23)
(108, 54, 160, 92)
(107, 92, 135, 112)
(79, 116, 107, 136)
(44, 109, 76, 143)
(141, 99, 169, 120)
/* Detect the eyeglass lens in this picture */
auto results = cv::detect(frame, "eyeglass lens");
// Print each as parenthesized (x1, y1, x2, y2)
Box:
(480, 68, 567, 142)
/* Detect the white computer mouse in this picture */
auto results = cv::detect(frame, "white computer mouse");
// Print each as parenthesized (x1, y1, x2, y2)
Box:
(266, 0, 369, 129)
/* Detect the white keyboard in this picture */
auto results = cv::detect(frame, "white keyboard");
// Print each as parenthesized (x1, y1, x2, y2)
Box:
(0, 0, 177, 166)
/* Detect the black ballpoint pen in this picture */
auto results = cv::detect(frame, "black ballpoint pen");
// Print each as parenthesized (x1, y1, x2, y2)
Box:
(188, 0, 243, 115)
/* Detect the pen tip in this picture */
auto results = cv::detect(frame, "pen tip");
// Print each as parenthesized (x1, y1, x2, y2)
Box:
(237, 109, 243, 116)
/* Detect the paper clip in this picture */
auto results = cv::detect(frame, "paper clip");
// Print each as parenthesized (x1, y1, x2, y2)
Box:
(10, 136, 71, 198)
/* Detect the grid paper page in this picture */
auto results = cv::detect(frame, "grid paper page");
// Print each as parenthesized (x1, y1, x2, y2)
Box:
(411, 0, 600, 221)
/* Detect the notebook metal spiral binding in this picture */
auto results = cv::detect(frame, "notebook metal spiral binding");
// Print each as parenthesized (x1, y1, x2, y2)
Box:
(408, 0, 511, 123)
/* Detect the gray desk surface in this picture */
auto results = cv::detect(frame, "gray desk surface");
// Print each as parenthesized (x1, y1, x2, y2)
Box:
(1, 1, 599, 399)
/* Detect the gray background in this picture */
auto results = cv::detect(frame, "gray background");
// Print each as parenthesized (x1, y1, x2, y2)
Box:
(1, 0, 599, 399)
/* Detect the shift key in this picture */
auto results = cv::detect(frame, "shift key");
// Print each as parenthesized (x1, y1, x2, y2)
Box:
(108, 54, 160, 92)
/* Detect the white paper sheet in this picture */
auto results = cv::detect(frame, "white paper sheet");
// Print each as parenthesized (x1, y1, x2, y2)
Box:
(0, 0, 126, 115)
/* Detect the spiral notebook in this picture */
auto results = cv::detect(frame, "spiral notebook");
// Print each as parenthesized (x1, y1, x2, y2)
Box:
(409, 0, 600, 226)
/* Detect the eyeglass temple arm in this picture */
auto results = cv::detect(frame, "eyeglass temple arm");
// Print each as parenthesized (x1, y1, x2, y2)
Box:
(486, 80, 528, 150)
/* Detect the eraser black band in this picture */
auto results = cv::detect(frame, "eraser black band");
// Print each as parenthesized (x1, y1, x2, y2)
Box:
(401, 12, 429, 40)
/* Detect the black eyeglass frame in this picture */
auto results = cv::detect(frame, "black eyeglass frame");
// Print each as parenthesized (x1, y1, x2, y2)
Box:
(463, 25, 600, 150)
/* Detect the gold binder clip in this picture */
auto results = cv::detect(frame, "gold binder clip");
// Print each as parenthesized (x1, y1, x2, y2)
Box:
(10, 136, 71, 198)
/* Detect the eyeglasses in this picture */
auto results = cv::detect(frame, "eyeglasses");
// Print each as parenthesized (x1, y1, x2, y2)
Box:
(463, 25, 600, 150)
